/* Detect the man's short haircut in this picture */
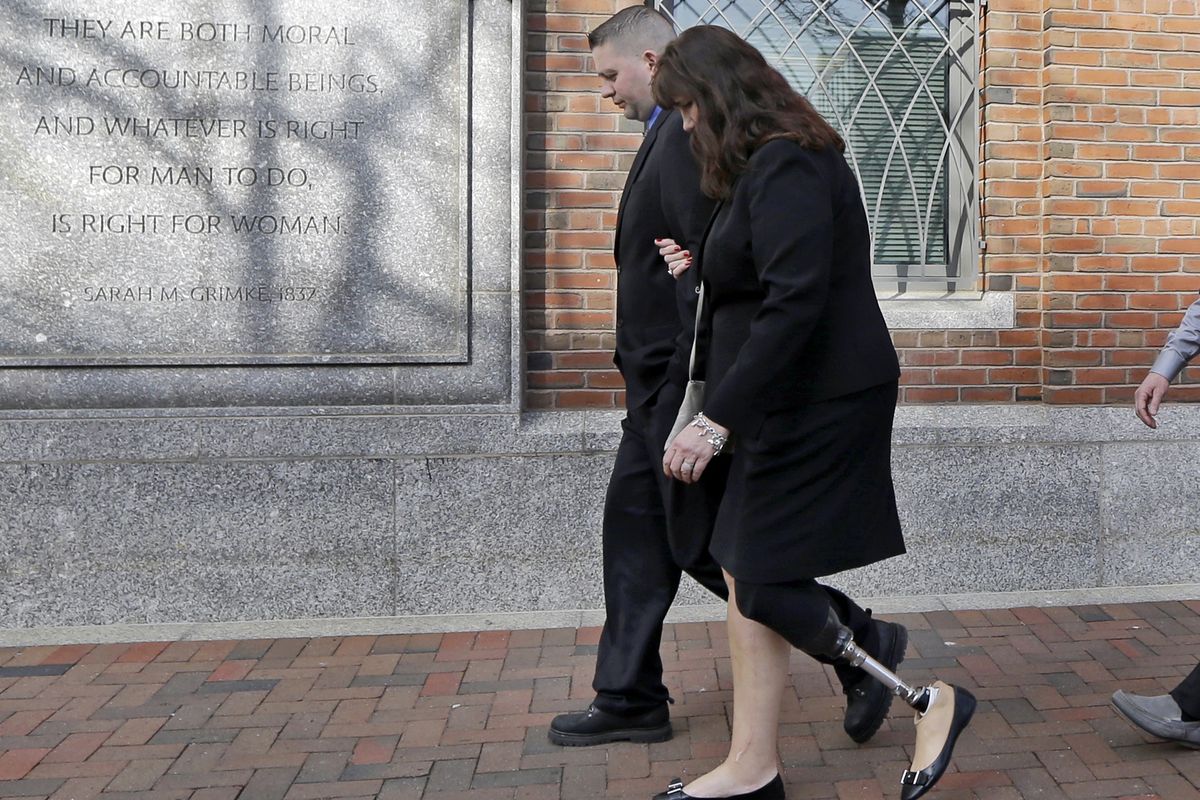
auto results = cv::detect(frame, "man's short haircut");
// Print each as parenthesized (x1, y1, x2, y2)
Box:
(588, 6, 675, 53)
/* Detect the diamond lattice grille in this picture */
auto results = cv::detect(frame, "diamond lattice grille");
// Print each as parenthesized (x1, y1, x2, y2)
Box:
(650, 1, 979, 294)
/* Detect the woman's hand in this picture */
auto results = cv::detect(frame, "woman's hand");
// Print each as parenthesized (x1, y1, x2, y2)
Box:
(655, 237, 692, 280)
(663, 416, 730, 484)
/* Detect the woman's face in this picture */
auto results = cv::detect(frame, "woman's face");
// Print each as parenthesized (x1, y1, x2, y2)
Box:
(677, 99, 700, 132)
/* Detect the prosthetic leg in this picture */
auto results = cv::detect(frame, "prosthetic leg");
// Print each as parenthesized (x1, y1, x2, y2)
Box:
(808, 611, 976, 800)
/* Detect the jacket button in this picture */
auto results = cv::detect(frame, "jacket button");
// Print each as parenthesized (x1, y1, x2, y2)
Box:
(616, 318, 624, 327)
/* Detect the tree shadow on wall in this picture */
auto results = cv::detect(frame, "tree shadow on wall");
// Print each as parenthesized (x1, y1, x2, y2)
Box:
(0, 0, 469, 366)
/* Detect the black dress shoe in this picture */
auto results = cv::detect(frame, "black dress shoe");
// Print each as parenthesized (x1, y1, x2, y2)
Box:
(548, 703, 671, 746)
(899, 683, 977, 800)
(844, 619, 908, 743)
(652, 774, 784, 800)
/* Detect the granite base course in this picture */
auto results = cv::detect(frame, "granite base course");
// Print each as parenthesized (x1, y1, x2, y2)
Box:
(1, 404, 1198, 628)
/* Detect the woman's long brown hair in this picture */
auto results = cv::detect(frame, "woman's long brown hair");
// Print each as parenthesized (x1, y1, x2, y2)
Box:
(653, 25, 844, 200)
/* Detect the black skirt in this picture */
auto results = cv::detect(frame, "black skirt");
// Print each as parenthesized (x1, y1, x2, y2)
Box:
(711, 379, 906, 584)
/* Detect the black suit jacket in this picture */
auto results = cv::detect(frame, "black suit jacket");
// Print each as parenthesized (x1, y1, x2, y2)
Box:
(700, 139, 900, 436)
(614, 109, 717, 410)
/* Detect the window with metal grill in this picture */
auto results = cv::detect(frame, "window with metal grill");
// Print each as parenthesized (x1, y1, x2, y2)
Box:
(648, 0, 980, 296)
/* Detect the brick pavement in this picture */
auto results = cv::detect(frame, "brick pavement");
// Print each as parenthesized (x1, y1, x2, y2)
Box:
(1, 600, 1199, 799)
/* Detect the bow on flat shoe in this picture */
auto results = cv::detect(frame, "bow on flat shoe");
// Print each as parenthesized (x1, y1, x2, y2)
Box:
(900, 681, 977, 800)
(653, 774, 784, 800)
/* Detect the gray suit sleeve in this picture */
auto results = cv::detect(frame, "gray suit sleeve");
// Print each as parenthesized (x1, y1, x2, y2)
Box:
(1151, 295, 1200, 381)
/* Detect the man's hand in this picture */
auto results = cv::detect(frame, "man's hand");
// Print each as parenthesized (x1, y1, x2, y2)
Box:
(1134, 372, 1170, 429)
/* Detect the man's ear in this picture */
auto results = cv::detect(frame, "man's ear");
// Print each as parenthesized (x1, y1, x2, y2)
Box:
(643, 49, 659, 72)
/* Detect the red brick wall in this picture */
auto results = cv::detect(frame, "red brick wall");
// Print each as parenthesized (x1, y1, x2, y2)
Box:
(1040, 0, 1200, 403)
(525, 0, 633, 409)
(901, 0, 1046, 405)
(522, 0, 1200, 409)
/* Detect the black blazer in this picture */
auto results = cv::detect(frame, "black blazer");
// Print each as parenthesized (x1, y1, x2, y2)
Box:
(614, 109, 717, 410)
(700, 139, 900, 436)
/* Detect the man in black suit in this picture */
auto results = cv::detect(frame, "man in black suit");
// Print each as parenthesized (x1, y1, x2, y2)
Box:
(547, 6, 728, 746)
(548, 7, 903, 749)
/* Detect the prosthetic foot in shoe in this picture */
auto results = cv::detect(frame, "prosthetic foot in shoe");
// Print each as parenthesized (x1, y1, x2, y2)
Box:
(899, 681, 977, 800)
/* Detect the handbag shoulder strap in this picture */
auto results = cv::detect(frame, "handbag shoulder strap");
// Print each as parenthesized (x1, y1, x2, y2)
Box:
(687, 281, 703, 381)
(686, 199, 724, 382)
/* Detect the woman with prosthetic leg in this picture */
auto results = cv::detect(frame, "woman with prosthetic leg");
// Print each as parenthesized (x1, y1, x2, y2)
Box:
(650, 25, 976, 800)
(732, 587, 977, 800)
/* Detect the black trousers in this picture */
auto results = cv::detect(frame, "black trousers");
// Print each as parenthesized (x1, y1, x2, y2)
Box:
(593, 381, 729, 715)
(1171, 662, 1200, 718)
(733, 576, 879, 690)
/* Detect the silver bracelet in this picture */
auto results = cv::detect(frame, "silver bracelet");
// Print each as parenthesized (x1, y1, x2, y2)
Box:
(691, 412, 729, 455)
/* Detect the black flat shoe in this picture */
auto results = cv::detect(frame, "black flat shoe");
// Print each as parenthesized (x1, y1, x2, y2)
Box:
(653, 774, 784, 800)
(899, 682, 977, 800)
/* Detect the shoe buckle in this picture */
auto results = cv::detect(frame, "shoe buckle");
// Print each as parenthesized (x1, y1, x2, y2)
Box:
(666, 779, 685, 798)
(900, 770, 927, 786)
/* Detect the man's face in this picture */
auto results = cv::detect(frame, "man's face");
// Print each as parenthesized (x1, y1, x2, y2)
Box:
(592, 41, 656, 123)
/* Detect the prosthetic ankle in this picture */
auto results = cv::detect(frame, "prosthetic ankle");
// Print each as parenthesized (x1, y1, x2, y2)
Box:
(804, 609, 932, 712)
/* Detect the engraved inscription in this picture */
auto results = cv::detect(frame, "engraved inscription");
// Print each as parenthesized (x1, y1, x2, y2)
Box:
(1, 1, 468, 365)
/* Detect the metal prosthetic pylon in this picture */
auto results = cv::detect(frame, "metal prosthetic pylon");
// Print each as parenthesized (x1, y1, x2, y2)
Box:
(825, 622, 932, 712)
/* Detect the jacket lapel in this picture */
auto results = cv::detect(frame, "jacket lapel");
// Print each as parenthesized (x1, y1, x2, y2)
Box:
(614, 109, 672, 259)
(694, 199, 724, 283)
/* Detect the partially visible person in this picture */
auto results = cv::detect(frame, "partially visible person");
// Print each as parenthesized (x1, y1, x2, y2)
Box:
(1113, 666, 1200, 747)
(1118, 296, 1200, 746)
(650, 26, 975, 800)
(1134, 293, 1200, 428)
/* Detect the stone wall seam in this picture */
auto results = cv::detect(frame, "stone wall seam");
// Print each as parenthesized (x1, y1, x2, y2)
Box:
(1097, 439, 1111, 587)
